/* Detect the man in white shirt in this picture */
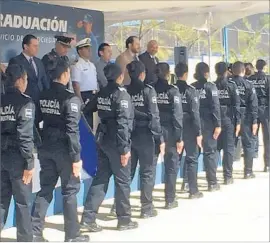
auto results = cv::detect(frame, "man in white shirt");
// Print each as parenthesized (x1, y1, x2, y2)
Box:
(71, 38, 98, 128)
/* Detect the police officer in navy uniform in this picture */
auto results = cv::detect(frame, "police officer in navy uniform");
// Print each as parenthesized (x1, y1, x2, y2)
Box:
(81, 63, 138, 232)
(215, 62, 241, 185)
(31, 59, 88, 242)
(126, 61, 164, 217)
(1, 64, 35, 242)
(71, 38, 98, 128)
(191, 62, 221, 192)
(231, 61, 258, 179)
(154, 63, 183, 209)
(175, 63, 203, 199)
(42, 35, 73, 85)
(249, 59, 270, 172)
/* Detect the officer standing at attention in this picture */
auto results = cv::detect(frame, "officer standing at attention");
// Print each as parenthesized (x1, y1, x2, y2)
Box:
(0, 64, 35, 242)
(191, 62, 221, 192)
(249, 59, 270, 172)
(31, 59, 88, 242)
(126, 60, 165, 217)
(42, 35, 73, 86)
(215, 62, 241, 185)
(80, 63, 138, 232)
(231, 61, 258, 179)
(154, 63, 183, 209)
(175, 63, 203, 199)
(71, 38, 98, 128)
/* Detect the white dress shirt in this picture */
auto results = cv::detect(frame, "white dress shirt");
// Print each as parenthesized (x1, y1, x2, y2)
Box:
(71, 57, 98, 92)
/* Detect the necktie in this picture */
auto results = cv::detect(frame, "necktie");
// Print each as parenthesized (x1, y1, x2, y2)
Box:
(152, 56, 157, 65)
(134, 55, 138, 61)
(29, 58, 37, 76)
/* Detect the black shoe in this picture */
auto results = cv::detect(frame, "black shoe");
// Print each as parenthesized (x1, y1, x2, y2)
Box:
(244, 173, 256, 179)
(180, 182, 189, 192)
(140, 209, 158, 219)
(264, 166, 269, 172)
(33, 235, 48, 242)
(224, 178, 234, 185)
(189, 191, 204, 199)
(117, 221, 138, 231)
(80, 222, 103, 232)
(208, 183, 220, 192)
(66, 234, 89, 242)
(165, 200, 178, 209)
(110, 203, 116, 217)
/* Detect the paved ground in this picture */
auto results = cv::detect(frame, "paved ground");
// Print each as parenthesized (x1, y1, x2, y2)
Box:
(1, 156, 269, 242)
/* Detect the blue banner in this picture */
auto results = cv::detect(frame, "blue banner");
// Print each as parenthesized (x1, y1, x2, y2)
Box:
(0, 1, 104, 63)
(0, 1, 104, 176)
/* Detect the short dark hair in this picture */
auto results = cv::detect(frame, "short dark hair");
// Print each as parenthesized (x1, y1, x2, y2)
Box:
(244, 62, 254, 76)
(232, 61, 245, 76)
(98, 43, 110, 57)
(175, 62, 188, 78)
(194, 62, 209, 80)
(156, 62, 170, 80)
(215, 62, 227, 77)
(127, 61, 145, 79)
(5, 64, 27, 87)
(47, 59, 69, 80)
(22, 34, 37, 50)
(125, 36, 138, 49)
(256, 59, 267, 71)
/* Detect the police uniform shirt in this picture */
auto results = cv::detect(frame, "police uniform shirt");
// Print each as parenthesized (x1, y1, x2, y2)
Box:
(71, 57, 98, 91)
(191, 78, 221, 128)
(1, 88, 35, 170)
(176, 80, 201, 136)
(249, 71, 270, 106)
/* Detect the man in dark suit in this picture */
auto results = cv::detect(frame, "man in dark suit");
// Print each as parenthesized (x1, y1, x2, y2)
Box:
(8, 34, 49, 105)
(139, 40, 159, 85)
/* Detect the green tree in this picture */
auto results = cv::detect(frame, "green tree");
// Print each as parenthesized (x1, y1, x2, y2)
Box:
(229, 14, 269, 63)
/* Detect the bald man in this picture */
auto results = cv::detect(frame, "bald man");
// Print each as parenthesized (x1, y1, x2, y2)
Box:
(139, 40, 159, 85)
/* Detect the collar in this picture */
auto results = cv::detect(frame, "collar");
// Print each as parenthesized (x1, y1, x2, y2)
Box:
(147, 52, 155, 59)
(5, 87, 21, 94)
(52, 81, 67, 89)
(198, 78, 208, 84)
(79, 56, 90, 63)
(22, 52, 33, 61)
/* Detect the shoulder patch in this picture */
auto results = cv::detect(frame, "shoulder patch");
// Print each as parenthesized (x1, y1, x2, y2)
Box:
(25, 108, 33, 119)
(120, 100, 129, 108)
(70, 103, 79, 112)
(118, 86, 127, 92)
(65, 89, 74, 94)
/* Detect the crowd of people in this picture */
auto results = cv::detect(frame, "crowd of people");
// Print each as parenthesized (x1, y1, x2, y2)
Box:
(0, 34, 269, 242)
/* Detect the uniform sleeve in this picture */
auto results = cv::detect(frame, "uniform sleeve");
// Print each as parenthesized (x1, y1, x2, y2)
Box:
(169, 87, 183, 142)
(71, 65, 82, 85)
(115, 90, 132, 155)
(146, 87, 164, 144)
(207, 83, 221, 128)
(188, 89, 202, 136)
(248, 83, 258, 124)
(230, 82, 241, 125)
(65, 96, 82, 162)
(17, 101, 35, 170)
(266, 75, 270, 105)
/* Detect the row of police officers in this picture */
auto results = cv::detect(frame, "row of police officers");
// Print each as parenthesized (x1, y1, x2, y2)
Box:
(1, 34, 269, 241)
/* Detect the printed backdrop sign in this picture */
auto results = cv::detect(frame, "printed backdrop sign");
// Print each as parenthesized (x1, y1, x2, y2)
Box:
(0, 1, 104, 63)
(0, 1, 104, 176)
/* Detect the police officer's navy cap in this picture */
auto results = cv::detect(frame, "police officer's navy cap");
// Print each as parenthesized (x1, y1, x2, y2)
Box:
(76, 38, 92, 48)
(83, 14, 93, 23)
(54, 35, 74, 47)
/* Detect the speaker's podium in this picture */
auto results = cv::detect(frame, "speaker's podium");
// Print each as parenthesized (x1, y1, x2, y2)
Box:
(174, 46, 188, 65)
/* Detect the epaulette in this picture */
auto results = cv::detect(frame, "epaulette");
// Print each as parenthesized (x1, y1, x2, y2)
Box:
(65, 89, 74, 94)
(170, 84, 178, 89)
(21, 93, 31, 98)
(145, 84, 154, 89)
(118, 86, 127, 92)
(228, 80, 236, 84)
(187, 84, 195, 89)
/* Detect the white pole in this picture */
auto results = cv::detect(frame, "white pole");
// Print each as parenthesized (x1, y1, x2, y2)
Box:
(207, 12, 212, 81)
